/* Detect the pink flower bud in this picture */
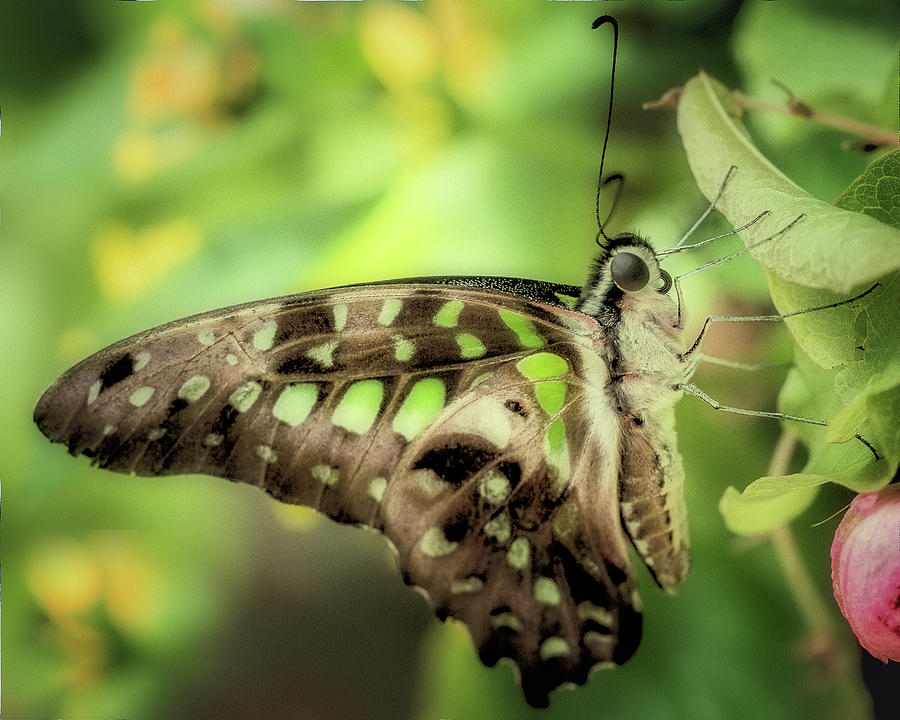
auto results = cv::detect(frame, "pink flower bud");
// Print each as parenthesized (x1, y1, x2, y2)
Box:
(831, 484, 900, 663)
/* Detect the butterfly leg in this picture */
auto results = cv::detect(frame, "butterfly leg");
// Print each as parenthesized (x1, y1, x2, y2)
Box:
(677, 383, 880, 459)
(666, 210, 771, 327)
(681, 282, 880, 359)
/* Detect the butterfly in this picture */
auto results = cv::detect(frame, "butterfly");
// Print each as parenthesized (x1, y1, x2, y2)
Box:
(33, 16, 692, 708)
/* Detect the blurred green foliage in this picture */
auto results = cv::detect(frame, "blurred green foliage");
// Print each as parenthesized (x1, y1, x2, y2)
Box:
(2, 1, 896, 718)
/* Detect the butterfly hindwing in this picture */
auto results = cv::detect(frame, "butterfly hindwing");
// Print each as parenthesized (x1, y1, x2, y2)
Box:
(34, 282, 643, 705)
(379, 340, 641, 706)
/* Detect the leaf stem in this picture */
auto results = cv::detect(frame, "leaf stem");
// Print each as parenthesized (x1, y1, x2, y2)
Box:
(733, 89, 898, 150)
(767, 431, 872, 719)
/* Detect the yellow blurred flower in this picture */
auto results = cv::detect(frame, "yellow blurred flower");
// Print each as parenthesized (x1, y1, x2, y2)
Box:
(25, 533, 169, 698)
(360, 3, 440, 91)
(56, 619, 108, 691)
(96, 531, 166, 636)
(113, 127, 199, 183)
(131, 19, 220, 122)
(115, 10, 259, 183)
(432, 0, 501, 106)
(26, 538, 103, 619)
(129, 15, 259, 124)
(90, 218, 203, 303)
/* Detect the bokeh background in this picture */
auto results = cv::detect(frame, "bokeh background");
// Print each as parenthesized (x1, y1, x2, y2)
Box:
(3, 1, 897, 718)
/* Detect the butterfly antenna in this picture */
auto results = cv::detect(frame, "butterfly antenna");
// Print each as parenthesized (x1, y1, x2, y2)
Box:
(592, 15, 618, 246)
(675, 214, 805, 282)
(670, 165, 737, 250)
(600, 172, 625, 228)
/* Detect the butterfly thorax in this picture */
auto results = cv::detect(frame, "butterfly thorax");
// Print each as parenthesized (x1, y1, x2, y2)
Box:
(577, 234, 685, 402)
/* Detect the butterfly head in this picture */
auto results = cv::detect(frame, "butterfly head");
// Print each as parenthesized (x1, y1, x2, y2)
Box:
(576, 233, 675, 324)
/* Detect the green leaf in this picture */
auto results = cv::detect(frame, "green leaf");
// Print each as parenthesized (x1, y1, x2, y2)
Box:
(834, 148, 900, 228)
(777, 353, 893, 492)
(772, 156, 900, 495)
(719, 355, 892, 537)
(676, 73, 900, 295)
(679, 74, 900, 531)
(719, 478, 819, 537)
(827, 366, 900, 456)
(766, 280, 872, 369)
(768, 149, 899, 371)
(827, 155, 900, 475)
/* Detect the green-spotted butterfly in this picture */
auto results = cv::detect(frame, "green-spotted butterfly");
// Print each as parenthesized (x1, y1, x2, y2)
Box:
(35, 16, 692, 707)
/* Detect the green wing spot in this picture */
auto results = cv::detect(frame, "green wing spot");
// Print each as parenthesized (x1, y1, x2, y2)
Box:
(479, 469, 511, 504)
(578, 601, 613, 628)
(256, 445, 278, 464)
(534, 577, 561, 605)
(491, 612, 523, 631)
(535, 380, 566, 416)
(197, 330, 215, 346)
(552, 500, 579, 544)
(410, 470, 450, 499)
(392, 334, 415, 362)
(419, 527, 458, 557)
(128, 386, 155, 407)
(306, 339, 339, 368)
(272, 383, 318, 427)
(87, 380, 102, 406)
(433, 299, 464, 328)
(333, 303, 348, 331)
(368, 476, 388, 502)
(253, 320, 277, 351)
(539, 637, 571, 661)
(545, 416, 571, 499)
(333, 379, 384, 435)
(506, 537, 531, 570)
(230, 381, 263, 412)
(499, 309, 544, 348)
(516, 352, 567, 379)
(312, 463, 339, 486)
(393, 378, 446, 441)
(484, 513, 511, 543)
(134, 351, 151, 371)
(546, 417, 566, 453)
(177, 375, 211, 403)
(378, 298, 403, 326)
(455, 332, 486, 359)
(451, 576, 484, 594)
(204, 433, 224, 447)
(554, 292, 578, 310)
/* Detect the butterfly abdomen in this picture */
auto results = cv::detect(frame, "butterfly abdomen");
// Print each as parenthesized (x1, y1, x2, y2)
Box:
(617, 409, 690, 589)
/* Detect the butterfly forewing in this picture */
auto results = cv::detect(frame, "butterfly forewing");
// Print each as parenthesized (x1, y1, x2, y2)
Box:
(34, 282, 643, 706)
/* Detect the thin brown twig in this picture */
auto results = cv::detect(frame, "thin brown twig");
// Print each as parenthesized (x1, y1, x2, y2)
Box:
(734, 85, 898, 149)
(644, 81, 898, 150)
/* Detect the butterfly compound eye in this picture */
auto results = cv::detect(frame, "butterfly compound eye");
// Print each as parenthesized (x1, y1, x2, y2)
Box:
(610, 251, 650, 292)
